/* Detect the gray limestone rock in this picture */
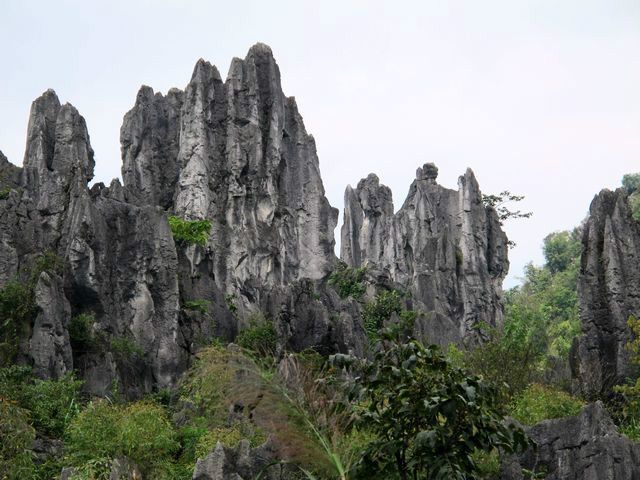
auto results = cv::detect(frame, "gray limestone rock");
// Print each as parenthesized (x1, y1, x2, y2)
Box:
(501, 402, 640, 480)
(571, 188, 640, 398)
(28, 271, 73, 379)
(121, 86, 183, 209)
(192, 440, 293, 480)
(341, 163, 509, 344)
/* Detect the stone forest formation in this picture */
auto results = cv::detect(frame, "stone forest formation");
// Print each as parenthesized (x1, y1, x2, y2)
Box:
(0, 44, 639, 479)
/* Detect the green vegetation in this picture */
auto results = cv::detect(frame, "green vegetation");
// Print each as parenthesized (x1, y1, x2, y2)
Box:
(0, 366, 83, 438)
(622, 172, 640, 221)
(0, 251, 63, 366)
(110, 336, 144, 360)
(68, 313, 98, 353)
(481, 190, 533, 225)
(328, 261, 366, 299)
(65, 400, 179, 478)
(362, 290, 403, 339)
(0, 397, 35, 479)
(509, 384, 584, 426)
(236, 314, 277, 356)
(622, 173, 640, 194)
(614, 316, 640, 441)
(168, 216, 212, 246)
(0, 186, 12, 200)
(340, 324, 531, 479)
(183, 299, 210, 314)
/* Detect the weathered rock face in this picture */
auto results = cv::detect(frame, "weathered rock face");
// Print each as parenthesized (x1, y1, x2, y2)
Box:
(571, 189, 640, 398)
(121, 44, 339, 316)
(192, 440, 295, 480)
(341, 163, 509, 344)
(0, 88, 186, 395)
(1, 44, 509, 396)
(501, 402, 640, 480)
(0, 44, 361, 396)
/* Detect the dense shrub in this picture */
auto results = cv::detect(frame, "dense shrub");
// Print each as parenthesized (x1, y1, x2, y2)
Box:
(0, 397, 35, 479)
(328, 262, 366, 299)
(362, 290, 403, 339)
(65, 400, 179, 476)
(183, 299, 210, 314)
(68, 313, 98, 353)
(168, 216, 212, 246)
(466, 327, 542, 406)
(509, 384, 584, 425)
(110, 336, 144, 360)
(180, 344, 234, 424)
(0, 366, 82, 438)
(614, 316, 640, 441)
(236, 315, 277, 356)
(340, 325, 531, 480)
(622, 172, 640, 194)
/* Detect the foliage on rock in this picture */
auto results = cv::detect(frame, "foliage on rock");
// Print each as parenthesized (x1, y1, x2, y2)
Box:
(328, 261, 366, 299)
(168, 215, 212, 246)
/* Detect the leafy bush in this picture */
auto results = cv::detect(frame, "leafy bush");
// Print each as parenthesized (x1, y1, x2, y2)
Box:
(68, 313, 98, 354)
(509, 384, 584, 425)
(340, 325, 531, 479)
(168, 216, 212, 246)
(362, 290, 403, 339)
(180, 345, 234, 424)
(629, 192, 640, 222)
(328, 262, 366, 299)
(466, 326, 542, 407)
(622, 172, 640, 194)
(0, 186, 11, 200)
(22, 375, 83, 437)
(110, 337, 144, 360)
(183, 299, 210, 314)
(614, 316, 640, 441)
(0, 281, 37, 365)
(65, 400, 179, 477)
(0, 366, 82, 438)
(0, 397, 35, 479)
(236, 315, 277, 356)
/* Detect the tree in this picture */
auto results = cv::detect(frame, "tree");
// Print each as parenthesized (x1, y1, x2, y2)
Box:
(542, 230, 582, 275)
(339, 326, 531, 480)
(622, 173, 640, 194)
(481, 190, 532, 226)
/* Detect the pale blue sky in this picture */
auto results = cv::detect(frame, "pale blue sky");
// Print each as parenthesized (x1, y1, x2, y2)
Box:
(1, 0, 639, 286)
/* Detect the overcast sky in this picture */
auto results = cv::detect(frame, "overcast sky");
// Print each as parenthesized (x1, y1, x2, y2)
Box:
(1, 0, 639, 286)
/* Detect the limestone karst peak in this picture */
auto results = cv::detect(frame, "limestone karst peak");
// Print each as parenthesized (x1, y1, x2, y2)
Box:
(190, 57, 222, 83)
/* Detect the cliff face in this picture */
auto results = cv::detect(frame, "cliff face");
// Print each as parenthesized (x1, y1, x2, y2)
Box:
(0, 44, 508, 395)
(571, 189, 640, 398)
(341, 163, 509, 344)
(0, 44, 353, 396)
(502, 402, 640, 479)
(121, 44, 338, 306)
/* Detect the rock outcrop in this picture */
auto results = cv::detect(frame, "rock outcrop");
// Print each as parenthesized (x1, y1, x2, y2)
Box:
(341, 164, 509, 344)
(571, 188, 640, 398)
(0, 44, 360, 396)
(0, 43, 510, 396)
(192, 440, 294, 480)
(502, 402, 640, 479)
(121, 44, 338, 314)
